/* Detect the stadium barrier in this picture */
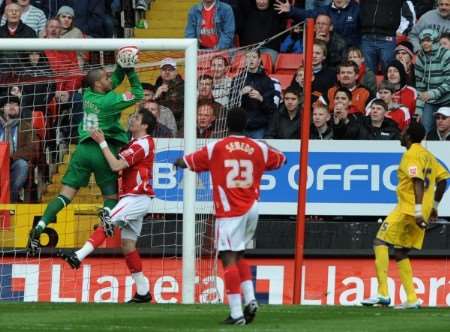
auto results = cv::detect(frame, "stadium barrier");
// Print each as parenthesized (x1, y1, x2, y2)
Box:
(1, 257, 449, 306)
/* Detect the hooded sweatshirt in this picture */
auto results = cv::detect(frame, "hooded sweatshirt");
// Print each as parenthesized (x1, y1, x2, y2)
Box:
(384, 60, 417, 117)
(409, 9, 450, 52)
(415, 28, 450, 116)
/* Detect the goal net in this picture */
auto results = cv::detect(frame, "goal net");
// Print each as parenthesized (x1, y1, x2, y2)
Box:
(0, 38, 258, 303)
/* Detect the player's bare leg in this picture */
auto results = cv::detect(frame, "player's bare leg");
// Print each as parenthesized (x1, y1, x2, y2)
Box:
(361, 239, 391, 306)
(221, 251, 246, 325)
(237, 252, 258, 323)
(123, 238, 151, 303)
(394, 248, 421, 309)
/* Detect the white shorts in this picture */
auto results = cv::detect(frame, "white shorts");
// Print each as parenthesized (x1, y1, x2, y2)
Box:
(110, 195, 153, 241)
(215, 201, 259, 252)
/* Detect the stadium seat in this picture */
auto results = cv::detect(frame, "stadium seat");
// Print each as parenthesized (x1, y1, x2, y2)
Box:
(270, 73, 293, 91)
(260, 53, 273, 74)
(376, 75, 384, 88)
(230, 52, 273, 74)
(274, 53, 303, 74)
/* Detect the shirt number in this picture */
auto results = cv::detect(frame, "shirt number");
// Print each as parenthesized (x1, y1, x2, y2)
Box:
(225, 159, 253, 189)
(83, 113, 99, 131)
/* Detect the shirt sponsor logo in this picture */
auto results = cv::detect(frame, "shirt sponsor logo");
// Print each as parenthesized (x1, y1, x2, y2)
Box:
(122, 92, 134, 101)
(408, 166, 418, 177)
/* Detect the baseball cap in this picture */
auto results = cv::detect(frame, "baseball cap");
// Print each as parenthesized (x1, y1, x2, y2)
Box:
(419, 28, 439, 41)
(435, 107, 450, 117)
(160, 58, 177, 69)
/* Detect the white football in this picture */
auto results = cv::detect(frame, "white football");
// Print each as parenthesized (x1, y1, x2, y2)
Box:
(116, 46, 139, 68)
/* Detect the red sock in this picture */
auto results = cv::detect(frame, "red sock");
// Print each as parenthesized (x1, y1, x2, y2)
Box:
(223, 265, 241, 295)
(237, 259, 252, 282)
(88, 226, 107, 248)
(125, 250, 142, 274)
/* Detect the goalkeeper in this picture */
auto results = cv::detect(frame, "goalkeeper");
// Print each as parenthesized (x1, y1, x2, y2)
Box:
(27, 47, 144, 255)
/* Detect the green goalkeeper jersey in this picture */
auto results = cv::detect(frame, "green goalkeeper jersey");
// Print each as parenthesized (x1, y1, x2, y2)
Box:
(78, 66, 144, 144)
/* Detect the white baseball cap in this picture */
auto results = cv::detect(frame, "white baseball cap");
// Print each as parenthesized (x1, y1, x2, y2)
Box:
(160, 58, 177, 69)
(435, 107, 450, 117)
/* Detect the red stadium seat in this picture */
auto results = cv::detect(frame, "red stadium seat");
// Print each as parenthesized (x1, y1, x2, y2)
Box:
(274, 53, 303, 74)
(260, 53, 273, 74)
(230, 52, 273, 74)
(270, 73, 293, 91)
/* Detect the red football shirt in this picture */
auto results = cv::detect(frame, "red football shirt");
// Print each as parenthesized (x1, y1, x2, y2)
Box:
(386, 106, 411, 130)
(118, 135, 155, 198)
(183, 136, 286, 218)
(199, 5, 219, 49)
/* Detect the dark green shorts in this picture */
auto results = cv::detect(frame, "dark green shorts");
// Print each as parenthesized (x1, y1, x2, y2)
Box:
(62, 140, 123, 195)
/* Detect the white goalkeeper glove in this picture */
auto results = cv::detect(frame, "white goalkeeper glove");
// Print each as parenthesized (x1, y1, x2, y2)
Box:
(116, 46, 139, 69)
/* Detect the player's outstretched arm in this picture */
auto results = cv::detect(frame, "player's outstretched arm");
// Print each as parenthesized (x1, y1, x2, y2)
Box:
(91, 130, 128, 172)
(430, 179, 448, 221)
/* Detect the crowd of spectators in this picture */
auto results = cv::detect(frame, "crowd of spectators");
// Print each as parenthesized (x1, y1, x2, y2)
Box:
(184, 0, 449, 142)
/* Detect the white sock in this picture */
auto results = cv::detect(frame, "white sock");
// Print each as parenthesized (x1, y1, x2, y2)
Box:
(75, 242, 94, 261)
(241, 280, 256, 305)
(132, 272, 149, 295)
(227, 294, 243, 319)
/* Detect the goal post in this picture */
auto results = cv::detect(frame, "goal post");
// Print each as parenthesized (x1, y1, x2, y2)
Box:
(0, 38, 198, 304)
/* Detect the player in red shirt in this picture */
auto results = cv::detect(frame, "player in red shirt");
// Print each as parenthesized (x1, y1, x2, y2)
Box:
(59, 108, 157, 303)
(174, 109, 286, 325)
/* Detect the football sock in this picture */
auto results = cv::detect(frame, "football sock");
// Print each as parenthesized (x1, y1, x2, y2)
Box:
(75, 227, 106, 261)
(397, 258, 418, 304)
(132, 272, 149, 296)
(37, 194, 71, 231)
(126, 250, 149, 295)
(237, 259, 255, 305)
(374, 245, 389, 298)
(103, 198, 118, 210)
(224, 265, 243, 319)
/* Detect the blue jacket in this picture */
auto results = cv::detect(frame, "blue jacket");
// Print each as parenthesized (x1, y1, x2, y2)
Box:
(280, 35, 303, 53)
(185, 1, 235, 50)
(289, 1, 361, 46)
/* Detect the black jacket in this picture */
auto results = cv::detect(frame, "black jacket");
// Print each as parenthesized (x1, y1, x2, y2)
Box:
(264, 105, 300, 139)
(360, 0, 403, 37)
(357, 116, 401, 140)
(310, 124, 334, 140)
(426, 130, 450, 141)
(241, 68, 277, 131)
(333, 113, 363, 139)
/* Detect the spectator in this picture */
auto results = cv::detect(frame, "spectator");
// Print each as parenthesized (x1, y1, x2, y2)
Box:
(310, 104, 333, 139)
(196, 99, 217, 138)
(359, 0, 403, 73)
(265, 87, 301, 139)
(394, 41, 416, 87)
(239, 0, 287, 63)
(1, 0, 46, 35)
(139, 82, 156, 105)
(154, 58, 185, 131)
(306, 0, 331, 10)
(384, 60, 417, 117)
(440, 31, 450, 49)
(222, 0, 242, 35)
(366, 80, 410, 130)
(280, 24, 303, 53)
(412, 0, 435, 19)
(426, 107, 450, 141)
(346, 46, 377, 96)
(240, 49, 277, 138)
(73, 0, 114, 38)
(415, 28, 450, 133)
(28, 0, 73, 18)
(332, 87, 362, 139)
(314, 13, 347, 70)
(289, 63, 326, 103)
(327, 61, 371, 114)
(397, 1, 416, 38)
(274, 0, 361, 47)
(42, 18, 83, 93)
(185, 0, 235, 50)
(198, 74, 215, 102)
(210, 54, 232, 107)
(0, 95, 39, 202)
(357, 99, 400, 140)
(409, 0, 450, 52)
(54, 90, 83, 144)
(141, 100, 177, 138)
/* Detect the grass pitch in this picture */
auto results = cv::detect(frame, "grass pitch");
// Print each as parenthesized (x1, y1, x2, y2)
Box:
(0, 303, 449, 332)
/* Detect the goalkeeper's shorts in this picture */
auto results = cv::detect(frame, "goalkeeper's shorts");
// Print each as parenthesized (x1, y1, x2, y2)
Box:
(376, 208, 425, 250)
(62, 140, 122, 195)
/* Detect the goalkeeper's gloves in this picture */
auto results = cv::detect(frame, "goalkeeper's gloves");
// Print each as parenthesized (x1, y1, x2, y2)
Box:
(27, 228, 41, 256)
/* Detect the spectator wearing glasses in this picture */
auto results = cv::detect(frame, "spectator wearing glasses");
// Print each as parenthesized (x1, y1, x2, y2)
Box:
(426, 107, 450, 141)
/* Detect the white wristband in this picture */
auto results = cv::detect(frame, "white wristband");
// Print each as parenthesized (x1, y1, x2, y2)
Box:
(415, 204, 422, 217)
(99, 141, 108, 149)
(434, 201, 439, 210)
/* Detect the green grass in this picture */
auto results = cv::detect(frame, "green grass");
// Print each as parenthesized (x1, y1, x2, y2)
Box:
(0, 303, 449, 332)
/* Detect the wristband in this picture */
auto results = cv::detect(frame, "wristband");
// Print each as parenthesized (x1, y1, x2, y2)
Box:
(99, 141, 108, 149)
(414, 204, 422, 217)
(433, 201, 439, 210)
